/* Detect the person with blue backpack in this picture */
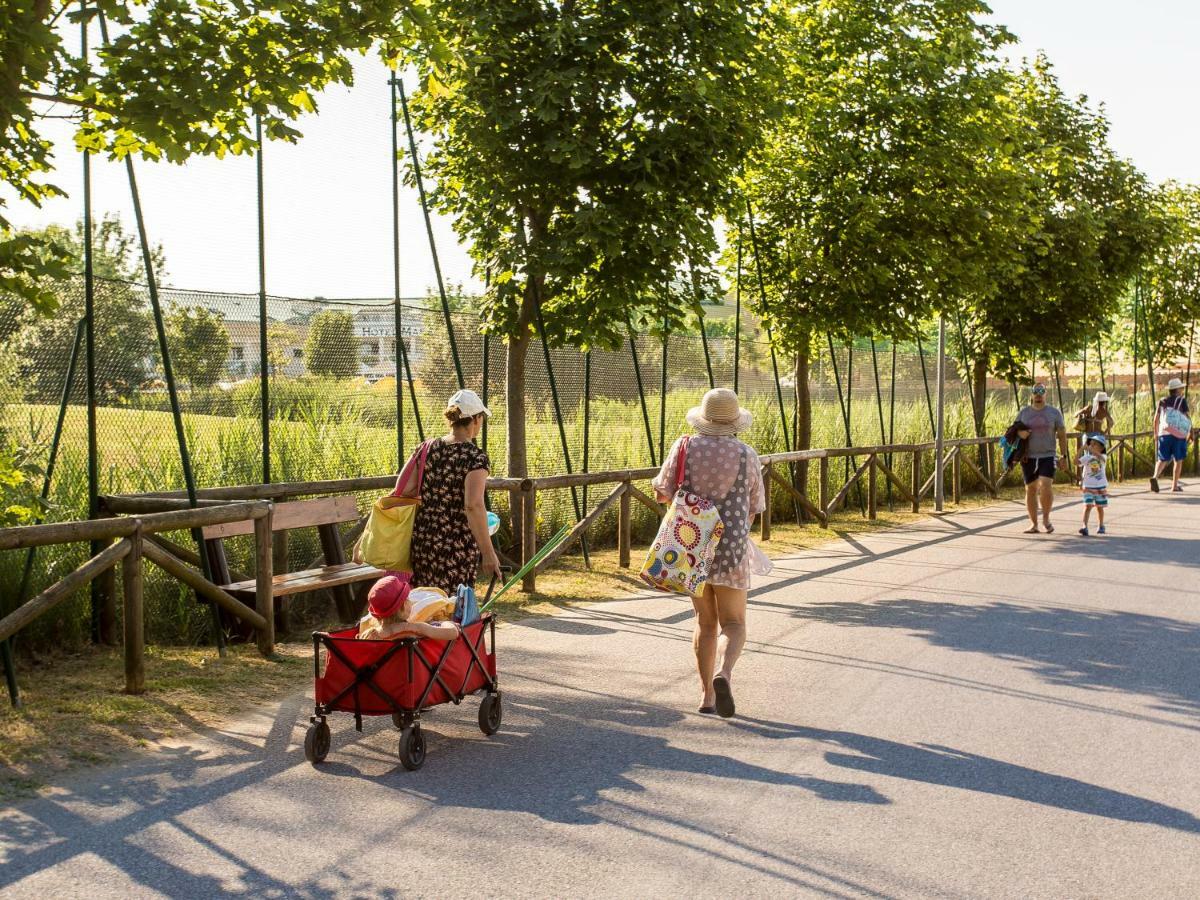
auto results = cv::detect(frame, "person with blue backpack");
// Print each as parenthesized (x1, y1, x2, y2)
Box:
(1150, 378, 1191, 494)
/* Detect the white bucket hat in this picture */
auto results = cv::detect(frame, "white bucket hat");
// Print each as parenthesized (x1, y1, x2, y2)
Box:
(1166, 377, 1186, 392)
(1090, 391, 1110, 416)
(685, 388, 752, 436)
(446, 388, 491, 418)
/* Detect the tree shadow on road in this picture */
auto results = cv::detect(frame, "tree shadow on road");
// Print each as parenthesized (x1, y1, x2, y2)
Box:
(789, 597, 1200, 720)
(1043, 533, 1200, 568)
(730, 717, 1200, 834)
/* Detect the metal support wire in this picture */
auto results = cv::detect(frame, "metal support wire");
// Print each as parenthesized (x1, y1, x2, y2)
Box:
(888, 341, 897, 501)
(915, 333, 936, 437)
(869, 337, 888, 506)
(744, 201, 792, 454)
(5, 318, 85, 706)
(397, 79, 463, 389)
(481, 332, 489, 454)
(256, 114, 270, 486)
(688, 258, 715, 389)
(659, 318, 668, 460)
(81, 5, 101, 643)
(1097, 338, 1107, 394)
(582, 350, 591, 515)
(389, 75, 405, 464)
(630, 327, 657, 467)
(953, 309, 978, 431)
(534, 305, 590, 566)
(1051, 355, 1065, 411)
(733, 229, 742, 394)
(102, 4, 225, 651)
(827, 335, 863, 513)
(1186, 320, 1195, 399)
(1082, 345, 1087, 403)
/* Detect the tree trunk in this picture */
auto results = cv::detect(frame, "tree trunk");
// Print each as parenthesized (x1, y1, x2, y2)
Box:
(505, 278, 538, 559)
(793, 340, 812, 518)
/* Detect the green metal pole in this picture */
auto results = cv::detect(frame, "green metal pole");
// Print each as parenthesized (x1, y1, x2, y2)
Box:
(397, 79, 464, 389)
(534, 305, 589, 566)
(888, 341, 897, 497)
(1097, 338, 1107, 394)
(954, 309, 977, 427)
(481, 331, 489, 455)
(1051, 355, 1065, 412)
(1133, 284, 1139, 466)
(390, 76, 405, 465)
(81, 4, 101, 644)
(256, 114, 270, 485)
(630, 327, 657, 467)
(1185, 320, 1195, 400)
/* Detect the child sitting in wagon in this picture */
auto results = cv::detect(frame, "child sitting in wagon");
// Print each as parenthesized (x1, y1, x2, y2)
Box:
(357, 573, 459, 641)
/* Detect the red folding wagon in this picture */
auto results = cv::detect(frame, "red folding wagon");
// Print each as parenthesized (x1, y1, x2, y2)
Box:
(304, 613, 500, 771)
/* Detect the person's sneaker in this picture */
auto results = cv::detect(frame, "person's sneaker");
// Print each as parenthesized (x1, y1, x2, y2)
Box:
(1098, 525, 1106, 534)
(1150, 477, 1160, 493)
(1078, 527, 1089, 537)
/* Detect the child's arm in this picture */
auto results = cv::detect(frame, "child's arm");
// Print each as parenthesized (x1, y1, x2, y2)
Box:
(382, 620, 459, 642)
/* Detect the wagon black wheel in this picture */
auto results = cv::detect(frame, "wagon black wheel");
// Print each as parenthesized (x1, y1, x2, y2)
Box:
(304, 720, 330, 764)
(478, 692, 502, 736)
(392, 711, 407, 729)
(399, 725, 426, 771)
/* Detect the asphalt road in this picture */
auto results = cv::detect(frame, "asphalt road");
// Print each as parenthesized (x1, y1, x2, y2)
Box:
(3, 487, 1199, 898)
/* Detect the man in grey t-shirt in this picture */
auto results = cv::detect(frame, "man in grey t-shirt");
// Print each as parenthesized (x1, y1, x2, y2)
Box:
(1017, 383, 1070, 534)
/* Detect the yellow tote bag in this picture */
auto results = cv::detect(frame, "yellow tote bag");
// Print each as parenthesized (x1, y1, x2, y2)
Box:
(356, 440, 432, 573)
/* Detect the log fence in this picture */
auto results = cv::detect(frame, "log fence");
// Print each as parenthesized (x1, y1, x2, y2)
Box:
(4, 427, 1193, 703)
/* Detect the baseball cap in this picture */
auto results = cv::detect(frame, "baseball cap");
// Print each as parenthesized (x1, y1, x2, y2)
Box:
(447, 388, 491, 418)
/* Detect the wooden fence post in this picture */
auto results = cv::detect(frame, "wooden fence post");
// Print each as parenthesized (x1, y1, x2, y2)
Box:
(272, 529, 289, 634)
(952, 450, 962, 504)
(910, 450, 921, 513)
(1118, 441, 1126, 483)
(254, 507, 275, 657)
(867, 455, 877, 520)
(818, 456, 830, 525)
(618, 481, 631, 568)
(122, 523, 144, 695)
(760, 463, 772, 541)
(522, 485, 538, 593)
(1193, 431, 1199, 475)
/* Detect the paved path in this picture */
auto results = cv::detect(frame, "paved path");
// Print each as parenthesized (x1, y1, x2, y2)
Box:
(3, 488, 1200, 898)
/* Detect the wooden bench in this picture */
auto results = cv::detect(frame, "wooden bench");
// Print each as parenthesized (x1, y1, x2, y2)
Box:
(202, 496, 381, 625)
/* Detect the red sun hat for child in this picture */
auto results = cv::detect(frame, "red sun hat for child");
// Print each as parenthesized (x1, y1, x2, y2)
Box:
(367, 573, 412, 619)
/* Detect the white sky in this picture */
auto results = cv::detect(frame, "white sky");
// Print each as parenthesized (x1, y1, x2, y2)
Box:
(7, 1, 1199, 299)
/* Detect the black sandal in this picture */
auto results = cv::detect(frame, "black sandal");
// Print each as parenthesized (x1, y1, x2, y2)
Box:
(698, 705, 717, 715)
(712, 675, 735, 718)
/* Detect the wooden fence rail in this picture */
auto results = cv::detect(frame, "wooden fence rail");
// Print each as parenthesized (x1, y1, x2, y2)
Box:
(0, 502, 274, 695)
(5, 427, 1193, 700)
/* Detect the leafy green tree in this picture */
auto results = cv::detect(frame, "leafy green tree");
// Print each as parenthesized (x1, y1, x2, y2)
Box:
(957, 58, 1161, 434)
(167, 305, 231, 389)
(304, 310, 358, 379)
(404, 0, 782, 509)
(1135, 183, 1200, 375)
(740, 0, 1028, 452)
(1, 0, 427, 309)
(12, 215, 158, 401)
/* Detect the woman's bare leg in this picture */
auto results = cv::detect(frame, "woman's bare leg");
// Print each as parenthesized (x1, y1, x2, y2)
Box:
(714, 585, 748, 681)
(692, 586, 719, 708)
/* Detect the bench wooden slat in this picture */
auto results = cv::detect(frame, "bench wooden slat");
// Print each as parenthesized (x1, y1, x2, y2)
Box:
(202, 496, 361, 540)
(223, 561, 384, 597)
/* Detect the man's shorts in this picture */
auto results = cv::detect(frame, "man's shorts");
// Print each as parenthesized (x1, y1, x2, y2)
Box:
(1021, 456, 1056, 484)
(1158, 434, 1189, 462)
(1083, 490, 1108, 507)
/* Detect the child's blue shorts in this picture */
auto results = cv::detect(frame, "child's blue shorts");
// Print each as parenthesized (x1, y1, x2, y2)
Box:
(1083, 491, 1108, 507)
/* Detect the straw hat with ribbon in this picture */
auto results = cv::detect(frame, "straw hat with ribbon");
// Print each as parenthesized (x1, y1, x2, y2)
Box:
(1167, 377, 1186, 392)
(685, 388, 753, 436)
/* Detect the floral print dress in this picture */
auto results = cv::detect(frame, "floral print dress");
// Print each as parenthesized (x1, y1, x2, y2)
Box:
(410, 438, 490, 595)
(652, 434, 771, 590)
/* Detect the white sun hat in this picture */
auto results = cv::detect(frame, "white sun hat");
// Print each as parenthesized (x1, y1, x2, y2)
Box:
(685, 388, 752, 436)
(1090, 391, 1111, 416)
(1166, 377, 1186, 391)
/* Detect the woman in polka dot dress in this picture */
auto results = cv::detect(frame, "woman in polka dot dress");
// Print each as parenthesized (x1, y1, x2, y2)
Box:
(653, 389, 771, 718)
